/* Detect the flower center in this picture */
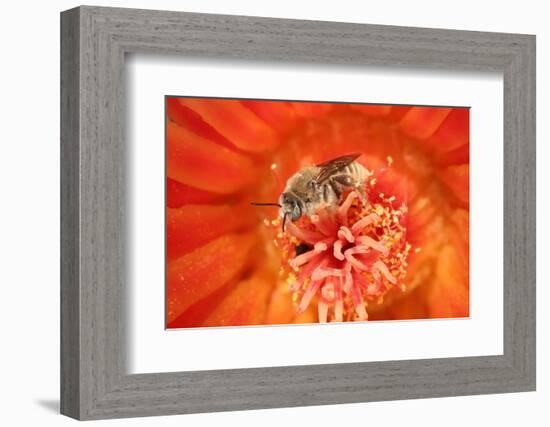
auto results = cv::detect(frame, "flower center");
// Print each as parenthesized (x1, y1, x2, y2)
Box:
(269, 169, 412, 323)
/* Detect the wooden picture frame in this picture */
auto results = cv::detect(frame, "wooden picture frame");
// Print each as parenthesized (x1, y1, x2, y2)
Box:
(60, 5, 536, 420)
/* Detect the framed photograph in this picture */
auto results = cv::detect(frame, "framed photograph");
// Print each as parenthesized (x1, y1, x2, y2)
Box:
(60, 6, 536, 420)
(164, 97, 471, 329)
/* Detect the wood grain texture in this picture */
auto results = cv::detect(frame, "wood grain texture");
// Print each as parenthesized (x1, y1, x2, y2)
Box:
(60, 7, 80, 419)
(60, 5, 536, 420)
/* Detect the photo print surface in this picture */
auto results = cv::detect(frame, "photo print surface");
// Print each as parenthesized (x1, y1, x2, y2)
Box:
(165, 97, 470, 329)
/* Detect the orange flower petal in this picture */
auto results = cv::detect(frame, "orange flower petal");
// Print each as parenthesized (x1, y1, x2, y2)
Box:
(434, 143, 469, 167)
(166, 202, 256, 261)
(406, 195, 439, 246)
(361, 155, 417, 207)
(424, 108, 470, 152)
(264, 284, 296, 325)
(290, 101, 332, 118)
(240, 100, 298, 131)
(446, 211, 469, 284)
(167, 178, 227, 208)
(179, 99, 280, 152)
(293, 306, 317, 324)
(168, 279, 238, 329)
(350, 104, 392, 117)
(450, 209, 470, 249)
(166, 232, 256, 324)
(427, 244, 470, 317)
(202, 269, 275, 327)
(399, 107, 452, 140)
(387, 105, 412, 121)
(437, 164, 470, 206)
(166, 120, 256, 193)
(368, 285, 430, 320)
(167, 97, 235, 150)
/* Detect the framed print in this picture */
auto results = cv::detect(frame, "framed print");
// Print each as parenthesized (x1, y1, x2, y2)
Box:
(164, 97, 470, 329)
(60, 6, 536, 420)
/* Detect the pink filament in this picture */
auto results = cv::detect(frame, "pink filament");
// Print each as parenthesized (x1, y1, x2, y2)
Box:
(333, 240, 345, 260)
(356, 235, 388, 256)
(312, 265, 345, 281)
(298, 280, 322, 313)
(372, 260, 397, 284)
(290, 242, 327, 269)
(337, 226, 355, 243)
(337, 191, 358, 224)
(286, 220, 324, 244)
(345, 250, 370, 271)
(318, 302, 329, 323)
(351, 213, 379, 233)
(285, 186, 401, 322)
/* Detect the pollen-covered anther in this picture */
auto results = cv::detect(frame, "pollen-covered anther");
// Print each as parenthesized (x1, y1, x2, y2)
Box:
(277, 184, 411, 323)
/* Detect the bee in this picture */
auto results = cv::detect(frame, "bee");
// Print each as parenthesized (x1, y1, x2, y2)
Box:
(253, 153, 369, 231)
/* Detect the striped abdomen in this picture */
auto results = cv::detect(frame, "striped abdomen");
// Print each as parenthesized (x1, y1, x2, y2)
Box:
(319, 162, 369, 205)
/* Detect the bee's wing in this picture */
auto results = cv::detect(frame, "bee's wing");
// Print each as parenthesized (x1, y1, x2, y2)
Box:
(314, 153, 361, 184)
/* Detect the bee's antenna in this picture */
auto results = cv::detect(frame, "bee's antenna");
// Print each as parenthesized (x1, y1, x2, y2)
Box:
(250, 202, 282, 207)
(282, 212, 288, 233)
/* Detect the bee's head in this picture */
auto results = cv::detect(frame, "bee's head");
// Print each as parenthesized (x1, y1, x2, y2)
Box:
(250, 193, 302, 233)
(280, 192, 303, 226)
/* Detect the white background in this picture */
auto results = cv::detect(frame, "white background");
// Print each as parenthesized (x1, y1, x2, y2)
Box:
(129, 57, 503, 373)
(0, 0, 547, 426)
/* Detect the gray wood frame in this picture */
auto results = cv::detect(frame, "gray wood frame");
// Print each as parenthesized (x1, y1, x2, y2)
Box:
(60, 5, 536, 420)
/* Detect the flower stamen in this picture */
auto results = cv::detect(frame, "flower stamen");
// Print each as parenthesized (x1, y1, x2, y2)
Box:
(275, 171, 410, 323)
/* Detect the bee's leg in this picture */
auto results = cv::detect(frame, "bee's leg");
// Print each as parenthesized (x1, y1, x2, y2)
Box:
(330, 175, 355, 193)
(332, 175, 367, 206)
(328, 180, 342, 201)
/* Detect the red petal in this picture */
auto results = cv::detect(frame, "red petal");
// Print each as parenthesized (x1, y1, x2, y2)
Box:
(166, 120, 256, 194)
(167, 97, 235, 150)
(241, 100, 298, 131)
(202, 269, 275, 327)
(166, 202, 256, 260)
(399, 107, 452, 140)
(166, 232, 256, 324)
(434, 143, 469, 167)
(368, 286, 430, 320)
(424, 108, 469, 153)
(387, 105, 412, 121)
(437, 164, 470, 207)
(406, 194, 439, 246)
(264, 284, 296, 325)
(168, 279, 239, 329)
(290, 101, 332, 118)
(179, 98, 280, 152)
(426, 244, 469, 317)
(293, 306, 317, 324)
(167, 178, 227, 207)
(350, 104, 392, 117)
